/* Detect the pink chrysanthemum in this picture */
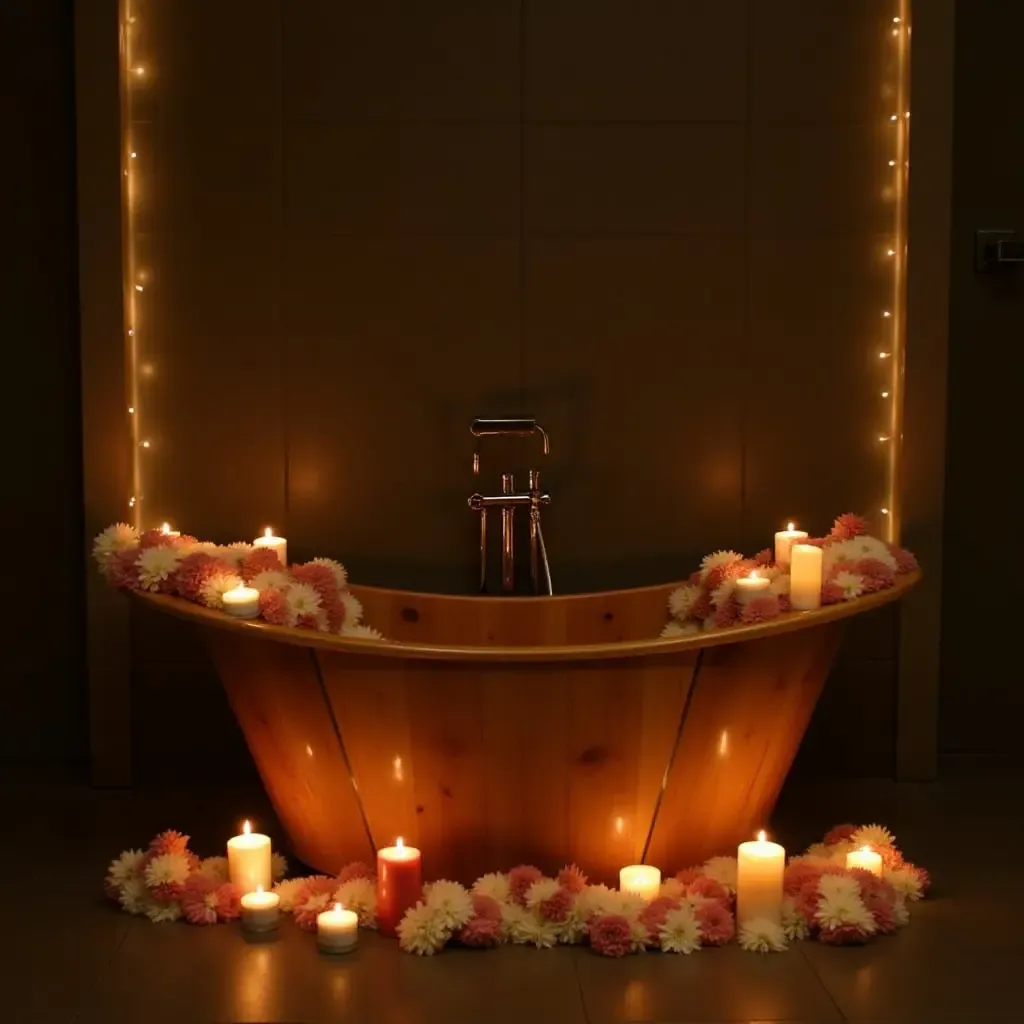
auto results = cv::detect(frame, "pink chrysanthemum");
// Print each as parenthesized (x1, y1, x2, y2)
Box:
(259, 586, 290, 626)
(691, 591, 712, 621)
(215, 882, 242, 921)
(818, 920, 874, 945)
(138, 528, 177, 550)
(107, 548, 141, 589)
(674, 866, 703, 886)
(149, 829, 190, 857)
(695, 899, 735, 945)
(784, 862, 824, 896)
(741, 593, 781, 624)
(172, 553, 228, 602)
(688, 571, 703, 586)
(508, 865, 544, 906)
(904, 862, 931, 894)
(181, 875, 219, 925)
(639, 896, 681, 943)
(704, 566, 727, 591)
(824, 824, 858, 846)
(458, 914, 502, 948)
(712, 598, 739, 629)
(293, 876, 339, 931)
(855, 558, 896, 593)
(796, 880, 823, 927)
(821, 581, 845, 605)
(879, 845, 903, 870)
(557, 864, 588, 894)
(830, 558, 857, 575)
(724, 559, 757, 581)
(863, 890, 897, 934)
(777, 594, 791, 612)
(588, 914, 632, 957)
(538, 886, 574, 923)
(753, 548, 774, 567)
(470, 894, 503, 923)
(890, 545, 919, 574)
(321, 593, 346, 633)
(337, 861, 373, 884)
(240, 547, 283, 582)
(830, 513, 870, 541)
(686, 876, 730, 906)
(803, 537, 827, 548)
(289, 563, 338, 604)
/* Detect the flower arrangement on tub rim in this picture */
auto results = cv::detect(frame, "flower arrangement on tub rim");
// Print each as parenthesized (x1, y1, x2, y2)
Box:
(91, 523, 385, 640)
(661, 513, 918, 638)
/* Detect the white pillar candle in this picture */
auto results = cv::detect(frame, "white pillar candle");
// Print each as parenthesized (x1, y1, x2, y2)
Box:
(240, 885, 280, 934)
(736, 830, 785, 926)
(227, 820, 272, 893)
(222, 584, 260, 619)
(317, 902, 359, 954)
(253, 527, 287, 567)
(789, 543, 823, 610)
(734, 571, 771, 601)
(774, 522, 808, 569)
(846, 845, 883, 877)
(619, 865, 661, 903)
(160, 522, 181, 540)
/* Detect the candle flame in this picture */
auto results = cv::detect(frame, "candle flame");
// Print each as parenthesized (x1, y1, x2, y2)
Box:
(333, 902, 342, 913)
(396, 836, 404, 849)
(757, 830, 767, 842)
(242, 820, 251, 835)
(860, 844, 872, 853)
(264, 527, 273, 538)
(750, 570, 759, 579)
(787, 521, 795, 531)
(161, 522, 171, 533)
(256, 885, 264, 894)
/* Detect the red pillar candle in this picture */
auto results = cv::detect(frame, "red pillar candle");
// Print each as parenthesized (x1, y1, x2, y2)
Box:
(377, 837, 423, 937)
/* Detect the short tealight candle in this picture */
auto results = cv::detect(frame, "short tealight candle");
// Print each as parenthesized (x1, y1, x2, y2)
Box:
(846, 845, 883, 877)
(240, 885, 280, 935)
(159, 522, 181, 539)
(253, 527, 287, 567)
(317, 902, 358, 954)
(222, 584, 260, 619)
(734, 571, 771, 601)
(619, 864, 661, 903)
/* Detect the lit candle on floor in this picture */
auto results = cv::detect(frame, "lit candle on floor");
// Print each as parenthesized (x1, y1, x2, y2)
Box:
(240, 885, 280, 935)
(377, 837, 422, 938)
(317, 902, 358, 954)
(737, 830, 785, 926)
(619, 865, 661, 903)
(734, 571, 771, 601)
(774, 522, 808, 569)
(227, 820, 272, 893)
(789, 543, 823, 610)
(846, 845, 883, 877)
(222, 584, 260, 619)
(252, 526, 287, 567)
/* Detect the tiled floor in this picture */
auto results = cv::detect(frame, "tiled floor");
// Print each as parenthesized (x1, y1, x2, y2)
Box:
(4, 776, 1021, 1023)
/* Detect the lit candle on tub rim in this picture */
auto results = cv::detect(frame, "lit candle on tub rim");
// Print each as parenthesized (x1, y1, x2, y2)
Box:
(160, 521, 180, 539)
(619, 864, 661, 903)
(317, 902, 358, 954)
(227, 820, 272, 894)
(240, 884, 280, 934)
(736, 830, 785, 926)
(774, 521, 808, 569)
(789, 543, 823, 610)
(377, 837, 422, 938)
(846, 845, 883, 877)
(222, 584, 260, 619)
(252, 526, 287, 567)
(734, 570, 771, 600)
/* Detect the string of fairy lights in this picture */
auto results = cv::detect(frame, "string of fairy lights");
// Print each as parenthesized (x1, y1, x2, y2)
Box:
(116, 5, 911, 542)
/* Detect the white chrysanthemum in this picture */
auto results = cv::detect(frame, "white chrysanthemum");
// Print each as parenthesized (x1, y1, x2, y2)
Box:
(769, 573, 790, 597)
(285, 582, 325, 626)
(575, 884, 617, 920)
(893, 893, 910, 925)
(144, 852, 191, 891)
(661, 620, 699, 638)
(659, 878, 685, 900)
(273, 877, 307, 911)
(525, 878, 561, 909)
(781, 897, 809, 941)
(93, 523, 139, 571)
(758, 564, 783, 581)
(199, 571, 244, 610)
(659, 905, 701, 954)
(310, 557, 348, 590)
(557, 902, 590, 944)
(340, 591, 363, 627)
(500, 901, 532, 941)
(702, 856, 738, 893)
(789, 854, 832, 870)
(424, 879, 473, 930)
(189, 541, 221, 558)
(106, 848, 146, 888)
(819, 873, 861, 900)
(832, 571, 866, 601)
(396, 901, 449, 955)
(136, 546, 182, 591)
(851, 824, 896, 850)
(613, 891, 647, 918)
(514, 912, 560, 949)
(197, 856, 229, 884)
(804, 843, 833, 861)
(628, 915, 651, 952)
(471, 872, 510, 904)
(885, 867, 923, 902)
(118, 877, 149, 915)
(144, 899, 182, 924)
(738, 917, 788, 953)
(250, 569, 290, 593)
(335, 877, 377, 928)
(215, 543, 253, 568)
(824, 537, 897, 573)
(700, 550, 742, 580)
(711, 579, 736, 609)
(668, 584, 702, 620)
(341, 623, 385, 641)
(271, 852, 287, 881)
(815, 892, 876, 934)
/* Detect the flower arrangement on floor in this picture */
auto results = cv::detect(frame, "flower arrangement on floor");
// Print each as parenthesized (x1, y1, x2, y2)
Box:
(105, 822, 929, 956)
(661, 513, 919, 638)
(92, 523, 384, 639)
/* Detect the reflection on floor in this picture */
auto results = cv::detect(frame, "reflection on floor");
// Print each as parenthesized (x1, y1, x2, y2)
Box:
(3, 776, 1020, 1024)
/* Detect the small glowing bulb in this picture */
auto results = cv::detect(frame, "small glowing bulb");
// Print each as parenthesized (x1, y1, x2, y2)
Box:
(905, 111, 911, 118)
(141, 440, 150, 448)
(887, 248, 896, 256)
(879, 351, 891, 359)
(133, 66, 145, 76)
(123, 169, 128, 177)
(879, 434, 890, 442)
(893, 16, 901, 22)
(128, 406, 135, 414)
(242, 820, 252, 835)
(757, 830, 767, 843)
(890, 114, 898, 122)
(129, 496, 136, 507)
(881, 508, 890, 515)
(888, 159, 896, 167)
(130, 151, 137, 159)
(881, 391, 889, 398)
(892, 27, 899, 35)
(135, 284, 143, 292)
(883, 311, 892, 318)
(127, 328, 134, 336)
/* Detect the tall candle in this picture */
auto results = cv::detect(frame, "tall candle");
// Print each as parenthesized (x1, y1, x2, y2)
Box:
(619, 865, 661, 903)
(846, 845, 883, 877)
(222, 584, 260, 619)
(240, 885, 280, 934)
(227, 820, 272, 894)
(377, 837, 422, 938)
(317, 902, 358, 954)
(774, 522, 808, 569)
(790, 543, 823, 610)
(734, 571, 771, 601)
(736, 830, 785, 926)
(252, 527, 287, 568)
